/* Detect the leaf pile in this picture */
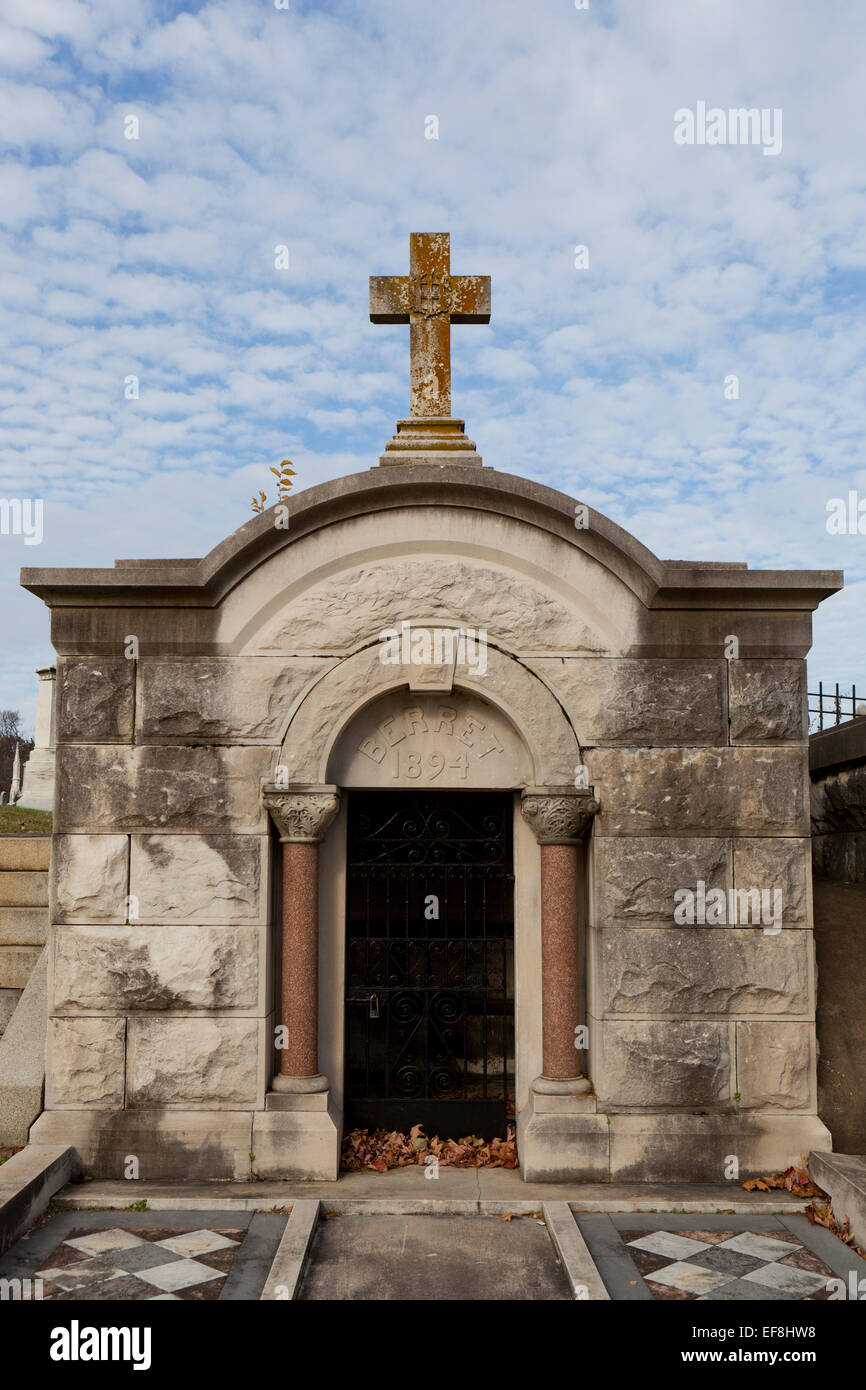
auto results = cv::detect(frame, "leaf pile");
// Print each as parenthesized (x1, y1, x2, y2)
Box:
(805, 1201, 865, 1259)
(743, 1161, 824, 1199)
(341, 1122, 518, 1173)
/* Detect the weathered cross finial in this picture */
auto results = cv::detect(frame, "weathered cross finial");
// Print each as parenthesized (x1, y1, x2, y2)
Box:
(370, 233, 490, 419)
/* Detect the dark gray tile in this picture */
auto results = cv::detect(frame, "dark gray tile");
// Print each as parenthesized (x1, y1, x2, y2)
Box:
(703, 1277, 797, 1301)
(107, 1244, 184, 1274)
(685, 1247, 764, 1277)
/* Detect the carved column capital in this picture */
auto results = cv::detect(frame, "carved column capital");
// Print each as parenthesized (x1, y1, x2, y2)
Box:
(263, 784, 341, 842)
(520, 786, 599, 845)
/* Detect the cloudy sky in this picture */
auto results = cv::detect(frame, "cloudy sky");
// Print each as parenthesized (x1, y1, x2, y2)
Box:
(1, 0, 864, 730)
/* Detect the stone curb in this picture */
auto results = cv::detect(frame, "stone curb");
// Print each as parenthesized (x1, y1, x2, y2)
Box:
(260, 1199, 320, 1300)
(54, 1190, 810, 1216)
(809, 1150, 866, 1248)
(542, 1201, 610, 1300)
(0, 1143, 76, 1255)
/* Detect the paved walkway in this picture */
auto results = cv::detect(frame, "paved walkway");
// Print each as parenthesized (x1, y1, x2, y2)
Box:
(0, 1209, 286, 1301)
(298, 1212, 571, 1300)
(574, 1211, 864, 1301)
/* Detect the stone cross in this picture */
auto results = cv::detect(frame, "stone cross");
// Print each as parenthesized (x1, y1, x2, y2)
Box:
(370, 233, 490, 418)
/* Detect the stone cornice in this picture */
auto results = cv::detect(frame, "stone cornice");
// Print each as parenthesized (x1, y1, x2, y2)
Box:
(520, 787, 600, 844)
(263, 784, 340, 842)
(20, 466, 843, 613)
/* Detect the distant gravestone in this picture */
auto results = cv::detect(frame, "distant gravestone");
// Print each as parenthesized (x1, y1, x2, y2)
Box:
(0, 791, 7, 805)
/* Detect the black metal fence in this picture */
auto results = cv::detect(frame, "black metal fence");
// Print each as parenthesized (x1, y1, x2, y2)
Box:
(808, 683, 861, 733)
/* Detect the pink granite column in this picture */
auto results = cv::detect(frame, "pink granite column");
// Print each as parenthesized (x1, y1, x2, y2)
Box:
(540, 842, 580, 1079)
(279, 840, 319, 1079)
(521, 787, 599, 1090)
(263, 785, 340, 1094)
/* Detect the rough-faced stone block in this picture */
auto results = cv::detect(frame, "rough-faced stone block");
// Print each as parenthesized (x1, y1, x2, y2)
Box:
(56, 657, 135, 742)
(126, 1018, 258, 1107)
(736, 1021, 813, 1110)
(129, 835, 264, 923)
(586, 747, 809, 836)
(52, 835, 129, 924)
(53, 925, 260, 1013)
(598, 928, 811, 1016)
(729, 660, 806, 743)
(733, 838, 810, 924)
(139, 657, 331, 742)
(45, 1017, 126, 1108)
(54, 745, 272, 832)
(811, 764, 866, 834)
(593, 837, 729, 923)
(596, 1020, 731, 1107)
(530, 658, 726, 745)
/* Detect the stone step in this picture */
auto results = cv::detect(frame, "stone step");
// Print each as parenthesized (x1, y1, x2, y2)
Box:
(0, 838, 51, 871)
(0, 907, 48, 947)
(0, 871, 48, 908)
(0, 946, 42, 989)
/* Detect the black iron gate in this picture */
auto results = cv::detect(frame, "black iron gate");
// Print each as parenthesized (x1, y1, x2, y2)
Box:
(344, 791, 514, 1139)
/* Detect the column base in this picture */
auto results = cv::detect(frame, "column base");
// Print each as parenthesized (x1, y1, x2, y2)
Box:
(252, 1098, 341, 1181)
(271, 1072, 329, 1094)
(532, 1074, 593, 1097)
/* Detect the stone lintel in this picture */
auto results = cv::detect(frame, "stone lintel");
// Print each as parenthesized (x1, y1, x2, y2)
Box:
(520, 786, 600, 843)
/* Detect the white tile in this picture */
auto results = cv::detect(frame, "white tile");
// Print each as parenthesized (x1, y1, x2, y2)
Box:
(718, 1233, 801, 1262)
(155, 1231, 238, 1257)
(647, 1261, 732, 1295)
(628, 1231, 711, 1260)
(37, 1263, 126, 1290)
(148, 1293, 181, 1301)
(65, 1230, 147, 1255)
(135, 1259, 224, 1293)
(743, 1263, 829, 1296)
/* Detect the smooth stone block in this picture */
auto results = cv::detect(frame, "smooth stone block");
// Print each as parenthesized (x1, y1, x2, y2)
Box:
(517, 1096, 611, 1183)
(0, 871, 48, 907)
(0, 947, 41, 989)
(598, 927, 812, 1016)
(0, 838, 51, 871)
(53, 924, 260, 1013)
(252, 1106, 342, 1182)
(126, 1017, 259, 1108)
(29, 1109, 254, 1180)
(0, 907, 48, 945)
(610, 1113, 832, 1183)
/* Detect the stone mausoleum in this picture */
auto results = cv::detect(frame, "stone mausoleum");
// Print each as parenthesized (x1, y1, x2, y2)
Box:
(22, 235, 842, 1184)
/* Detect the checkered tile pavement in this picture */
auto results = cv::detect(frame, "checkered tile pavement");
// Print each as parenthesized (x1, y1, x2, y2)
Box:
(621, 1227, 836, 1300)
(35, 1226, 245, 1301)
